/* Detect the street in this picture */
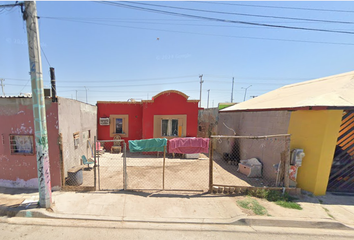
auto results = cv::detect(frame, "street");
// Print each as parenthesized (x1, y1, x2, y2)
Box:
(1, 217, 354, 240)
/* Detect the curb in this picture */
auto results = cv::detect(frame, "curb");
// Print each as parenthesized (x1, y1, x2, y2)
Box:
(239, 217, 352, 230)
(1, 206, 353, 230)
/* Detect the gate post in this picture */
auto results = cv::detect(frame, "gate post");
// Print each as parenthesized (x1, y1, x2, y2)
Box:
(284, 135, 291, 188)
(94, 136, 97, 190)
(209, 138, 214, 193)
(123, 142, 127, 190)
(162, 146, 166, 190)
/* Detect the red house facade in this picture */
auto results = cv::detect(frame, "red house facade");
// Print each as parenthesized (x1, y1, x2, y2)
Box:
(97, 90, 199, 150)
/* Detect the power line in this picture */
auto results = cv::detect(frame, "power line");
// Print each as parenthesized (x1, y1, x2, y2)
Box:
(38, 16, 354, 30)
(0, 3, 22, 9)
(126, 1, 354, 25)
(39, 17, 354, 46)
(40, 46, 51, 67)
(98, 1, 354, 35)
(5, 80, 198, 88)
(198, 1, 354, 14)
(1, 75, 197, 83)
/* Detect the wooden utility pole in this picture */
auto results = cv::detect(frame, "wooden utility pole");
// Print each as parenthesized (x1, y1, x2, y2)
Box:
(23, 1, 52, 208)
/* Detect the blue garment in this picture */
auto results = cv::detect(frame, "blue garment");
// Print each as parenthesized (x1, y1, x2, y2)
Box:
(128, 138, 167, 152)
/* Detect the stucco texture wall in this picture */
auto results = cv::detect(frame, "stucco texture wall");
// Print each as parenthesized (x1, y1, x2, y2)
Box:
(288, 110, 343, 196)
(198, 108, 219, 138)
(0, 98, 61, 189)
(58, 97, 97, 177)
(142, 92, 198, 139)
(217, 111, 291, 181)
(97, 102, 142, 149)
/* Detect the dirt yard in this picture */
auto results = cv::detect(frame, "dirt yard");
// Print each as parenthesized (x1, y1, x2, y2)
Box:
(76, 151, 271, 191)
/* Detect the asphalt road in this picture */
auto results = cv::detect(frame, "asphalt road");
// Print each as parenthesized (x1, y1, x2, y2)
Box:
(1, 217, 354, 240)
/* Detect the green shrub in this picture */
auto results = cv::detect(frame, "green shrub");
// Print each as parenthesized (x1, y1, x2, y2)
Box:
(237, 197, 268, 215)
(246, 189, 301, 210)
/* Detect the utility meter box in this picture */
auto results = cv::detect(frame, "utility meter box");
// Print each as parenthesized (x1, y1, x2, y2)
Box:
(291, 149, 305, 166)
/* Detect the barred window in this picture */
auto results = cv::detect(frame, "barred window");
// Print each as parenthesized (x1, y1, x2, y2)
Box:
(10, 135, 34, 155)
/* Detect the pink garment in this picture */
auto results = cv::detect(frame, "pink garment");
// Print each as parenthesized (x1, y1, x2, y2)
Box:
(169, 137, 209, 154)
(96, 142, 101, 151)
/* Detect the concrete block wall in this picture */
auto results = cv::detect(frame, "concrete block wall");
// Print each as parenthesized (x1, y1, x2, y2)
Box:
(216, 110, 291, 181)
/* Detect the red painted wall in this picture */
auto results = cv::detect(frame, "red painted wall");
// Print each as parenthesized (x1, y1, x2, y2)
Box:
(0, 99, 61, 188)
(97, 102, 143, 149)
(142, 92, 199, 139)
(97, 91, 199, 150)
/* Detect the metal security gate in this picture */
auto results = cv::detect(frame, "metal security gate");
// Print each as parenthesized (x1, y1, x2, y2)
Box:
(95, 137, 209, 192)
(95, 139, 127, 191)
(125, 148, 209, 192)
(328, 110, 354, 193)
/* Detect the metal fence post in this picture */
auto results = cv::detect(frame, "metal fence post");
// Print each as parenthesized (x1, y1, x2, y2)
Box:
(94, 136, 97, 190)
(162, 146, 166, 190)
(97, 141, 101, 191)
(284, 135, 291, 188)
(209, 138, 214, 193)
(123, 142, 127, 190)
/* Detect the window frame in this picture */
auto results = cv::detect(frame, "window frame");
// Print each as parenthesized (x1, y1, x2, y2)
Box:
(110, 114, 129, 138)
(161, 119, 179, 137)
(9, 134, 35, 155)
(153, 115, 186, 139)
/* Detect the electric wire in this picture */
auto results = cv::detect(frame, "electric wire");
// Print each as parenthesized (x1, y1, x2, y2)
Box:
(97, 1, 354, 35)
(126, 1, 354, 25)
(2, 75, 197, 83)
(39, 17, 354, 46)
(198, 1, 354, 14)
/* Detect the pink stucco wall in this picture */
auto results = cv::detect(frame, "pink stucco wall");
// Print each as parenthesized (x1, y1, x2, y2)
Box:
(0, 98, 61, 189)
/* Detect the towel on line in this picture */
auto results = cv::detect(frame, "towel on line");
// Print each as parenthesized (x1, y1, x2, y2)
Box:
(169, 137, 209, 154)
(129, 138, 167, 152)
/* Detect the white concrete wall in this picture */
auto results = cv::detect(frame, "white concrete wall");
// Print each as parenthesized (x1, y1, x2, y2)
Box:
(216, 111, 291, 181)
(58, 97, 97, 177)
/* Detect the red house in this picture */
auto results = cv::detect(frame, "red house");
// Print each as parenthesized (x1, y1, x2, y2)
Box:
(97, 90, 199, 150)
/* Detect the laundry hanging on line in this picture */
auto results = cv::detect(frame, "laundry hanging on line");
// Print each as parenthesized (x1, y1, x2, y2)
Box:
(169, 137, 209, 154)
(128, 138, 167, 152)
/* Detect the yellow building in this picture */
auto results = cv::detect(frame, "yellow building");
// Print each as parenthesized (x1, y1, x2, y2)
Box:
(221, 71, 354, 195)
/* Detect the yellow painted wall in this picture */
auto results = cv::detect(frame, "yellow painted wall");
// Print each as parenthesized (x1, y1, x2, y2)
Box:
(287, 110, 343, 196)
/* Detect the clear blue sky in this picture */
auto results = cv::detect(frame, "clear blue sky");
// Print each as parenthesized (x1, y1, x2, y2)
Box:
(1, 1, 354, 107)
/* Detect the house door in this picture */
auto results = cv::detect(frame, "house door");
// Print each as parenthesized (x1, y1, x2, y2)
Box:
(327, 110, 354, 193)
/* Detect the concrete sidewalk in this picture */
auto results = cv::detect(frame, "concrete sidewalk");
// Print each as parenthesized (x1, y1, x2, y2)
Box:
(1, 187, 354, 230)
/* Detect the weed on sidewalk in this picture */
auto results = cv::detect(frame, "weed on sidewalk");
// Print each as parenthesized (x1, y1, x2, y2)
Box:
(237, 197, 268, 216)
(246, 189, 302, 210)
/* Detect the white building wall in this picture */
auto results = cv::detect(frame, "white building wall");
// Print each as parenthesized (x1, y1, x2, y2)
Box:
(57, 97, 97, 177)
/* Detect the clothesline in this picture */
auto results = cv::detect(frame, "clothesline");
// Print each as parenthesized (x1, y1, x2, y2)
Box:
(128, 137, 209, 154)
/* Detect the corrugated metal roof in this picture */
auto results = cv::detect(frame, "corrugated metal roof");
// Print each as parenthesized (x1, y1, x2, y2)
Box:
(221, 70, 354, 112)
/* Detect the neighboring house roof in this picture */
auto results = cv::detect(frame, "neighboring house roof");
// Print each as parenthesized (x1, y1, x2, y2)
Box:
(0, 95, 32, 98)
(221, 70, 354, 112)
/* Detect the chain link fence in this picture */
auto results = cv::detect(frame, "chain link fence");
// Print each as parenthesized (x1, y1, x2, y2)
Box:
(125, 151, 164, 190)
(210, 134, 291, 191)
(96, 139, 126, 191)
(64, 135, 290, 193)
(61, 136, 96, 191)
(164, 153, 209, 191)
(125, 150, 209, 192)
